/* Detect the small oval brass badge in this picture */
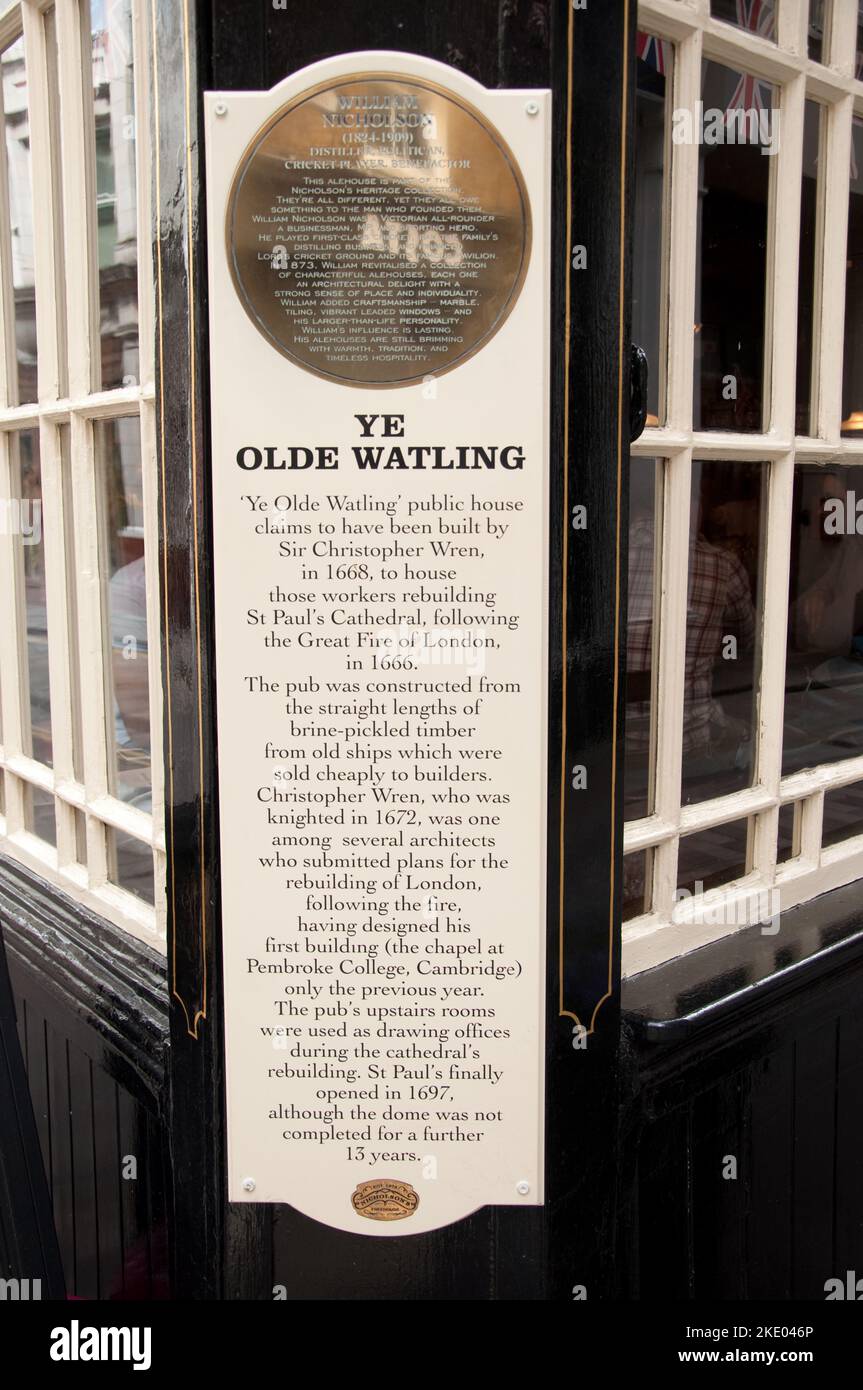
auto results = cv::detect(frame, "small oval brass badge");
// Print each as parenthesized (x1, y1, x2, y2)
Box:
(351, 1180, 419, 1222)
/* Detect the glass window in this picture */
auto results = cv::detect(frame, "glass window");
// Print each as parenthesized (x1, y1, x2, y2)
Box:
(823, 782, 863, 847)
(622, 850, 650, 922)
(1, 37, 38, 404)
(28, 784, 56, 846)
(677, 819, 750, 897)
(634, 34, 671, 425)
(15, 428, 52, 767)
(711, 0, 776, 44)
(841, 119, 863, 437)
(681, 460, 763, 806)
(783, 465, 863, 776)
(776, 802, 799, 861)
(89, 0, 139, 390)
(694, 60, 776, 432)
(108, 826, 154, 904)
(626, 458, 662, 820)
(808, 1, 827, 64)
(97, 417, 150, 810)
(796, 102, 823, 436)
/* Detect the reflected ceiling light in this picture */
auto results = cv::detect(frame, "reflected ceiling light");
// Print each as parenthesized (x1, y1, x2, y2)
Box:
(841, 411, 863, 431)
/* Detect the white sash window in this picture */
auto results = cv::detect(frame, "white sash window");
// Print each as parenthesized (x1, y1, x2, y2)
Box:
(0, 0, 162, 945)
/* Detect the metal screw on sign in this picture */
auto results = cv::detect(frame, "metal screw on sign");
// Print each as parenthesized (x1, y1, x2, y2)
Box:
(242, 1177, 256, 1192)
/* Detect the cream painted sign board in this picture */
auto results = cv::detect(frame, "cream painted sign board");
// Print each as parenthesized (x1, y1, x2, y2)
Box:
(205, 51, 550, 1236)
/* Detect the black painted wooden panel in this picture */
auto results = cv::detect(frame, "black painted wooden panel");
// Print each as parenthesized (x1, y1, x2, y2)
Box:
(623, 911, 863, 1302)
(0, 856, 170, 1301)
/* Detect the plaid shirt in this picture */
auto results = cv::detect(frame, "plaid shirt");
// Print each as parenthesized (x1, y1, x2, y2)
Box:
(628, 520, 756, 752)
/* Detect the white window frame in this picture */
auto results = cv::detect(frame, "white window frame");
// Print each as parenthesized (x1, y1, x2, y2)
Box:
(626, 0, 863, 973)
(0, 0, 164, 947)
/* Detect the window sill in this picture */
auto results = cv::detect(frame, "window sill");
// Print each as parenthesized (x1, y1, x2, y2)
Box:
(622, 878, 863, 1046)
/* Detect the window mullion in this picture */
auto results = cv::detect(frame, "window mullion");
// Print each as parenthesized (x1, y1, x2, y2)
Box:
(827, 0, 857, 78)
(776, 0, 808, 55)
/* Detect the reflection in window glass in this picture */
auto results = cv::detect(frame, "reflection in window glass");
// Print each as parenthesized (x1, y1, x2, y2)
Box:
(109, 828, 153, 905)
(681, 460, 763, 806)
(808, 0, 826, 63)
(777, 802, 798, 861)
(677, 819, 750, 898)
(694, 61, 775, 432)
(90, 0, 138, 389)
(857, 3, 863, 83)
(823, 782, 863, 848)
(59, 426, 83, 780)
(44, 6, 68, 398)
(97, 418, 150, 808)
(841, 120, 863, 437)
(634, 34, 670, 425)
(796, 102, 822, 437)
(16, 430, 52, 767)
(622, 851, 650, 922)
(28, 784, 56, 847)
(626, 459, 662, 820)
(1, 37, 38, 404)
(783, 466, 863, 776)
(711, 0, 776, 43)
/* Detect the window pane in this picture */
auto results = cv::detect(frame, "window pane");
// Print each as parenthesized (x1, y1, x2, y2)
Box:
(783, 465, 863, 775)
(823, 782, 863, 848)
(677, 819, 750, 898)
(44, 6, 68, 398)
(97, 417, 150, 807)
(682, 460, 763, 806)
(59, 426, 83, 780)
(109, 827, 153, 904)
(808, 0, 826, 63)
(711, 0, 776, 43)
(622, 850, 650, 922)
(16, 429, 52, 766)
(73, 806, 87, 863)
(2, 37, 38, 404)
(634, 34, 671, 425)
(796, 102, 822, 437)
(777, 802, 798, 861)
(694, 61, 776, 432)
(27, 784, 56, 846)
(857, 3, 863, 82)
(626, 459, 662, 819)
(90, 0, 139, 389)
(841, 119, 863, 438)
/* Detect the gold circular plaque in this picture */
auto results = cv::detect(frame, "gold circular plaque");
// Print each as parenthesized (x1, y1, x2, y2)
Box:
(226, 73, 532, 387)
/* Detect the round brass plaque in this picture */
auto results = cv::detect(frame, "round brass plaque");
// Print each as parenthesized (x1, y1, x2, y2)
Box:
(226, 74, 532, 387)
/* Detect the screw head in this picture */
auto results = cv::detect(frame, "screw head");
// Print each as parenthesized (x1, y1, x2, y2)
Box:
(242, 1177, 256, 1192)
(215, 101, 228, 117)
(525, 101, 540, 117)
(516, 1179, 531, 1196)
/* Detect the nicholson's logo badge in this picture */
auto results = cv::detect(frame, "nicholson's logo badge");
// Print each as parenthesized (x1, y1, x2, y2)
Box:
(351, 1180, 419, 1221)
